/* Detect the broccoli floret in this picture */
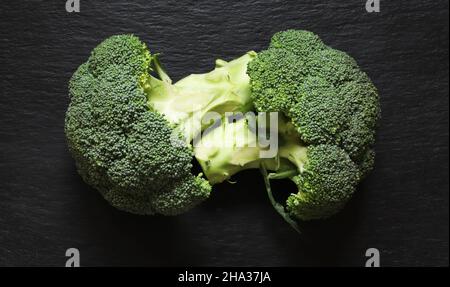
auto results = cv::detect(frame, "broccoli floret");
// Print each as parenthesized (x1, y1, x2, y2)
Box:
(289, 79, 379, 160)
(281, 145, 360, 220)
(245, 48, 305, 113)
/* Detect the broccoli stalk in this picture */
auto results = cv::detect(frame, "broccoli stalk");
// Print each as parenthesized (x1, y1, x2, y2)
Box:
(194, 116, 278, 184)
(140, 52, 257, 142)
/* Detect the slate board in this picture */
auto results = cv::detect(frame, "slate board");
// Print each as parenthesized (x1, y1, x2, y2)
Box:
(0, 0, 448, 266)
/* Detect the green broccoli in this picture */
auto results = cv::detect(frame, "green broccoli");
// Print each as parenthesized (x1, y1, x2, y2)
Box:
(65, 35, 254, 215)
(65, 30, 380, 228)
(248, 30, 380, 221)
(195, 29, 380, 223)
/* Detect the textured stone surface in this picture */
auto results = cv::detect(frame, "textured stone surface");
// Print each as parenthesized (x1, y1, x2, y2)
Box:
(0, 0, 448, 266)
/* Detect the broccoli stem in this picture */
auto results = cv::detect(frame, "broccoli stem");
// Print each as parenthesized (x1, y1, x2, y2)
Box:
(152, 54, 172, 84)
(141, 50, 314, 230)
(193, 115, 307, 185)
(141, 52, 257, 142)
(194, 117, 303, 233)
(193, 117, 276, 184)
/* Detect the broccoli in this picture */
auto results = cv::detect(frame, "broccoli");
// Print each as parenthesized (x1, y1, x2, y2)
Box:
(195, 29, 380, 223)
(65, 30, 380, 228)
(251, 30, 380, 221)
(65, 35, 254, 215)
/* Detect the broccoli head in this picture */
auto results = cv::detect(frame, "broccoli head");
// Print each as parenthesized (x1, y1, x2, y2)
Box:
(65, 35, 254, 215)
(195, 30, 380, 223)
(250, 30, 379, 221)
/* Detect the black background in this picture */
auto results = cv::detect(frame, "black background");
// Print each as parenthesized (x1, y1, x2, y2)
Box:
(0, 0, 448, 266)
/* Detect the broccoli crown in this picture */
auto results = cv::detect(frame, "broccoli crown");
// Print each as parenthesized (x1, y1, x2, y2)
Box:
(65, 35, 211, 215)
(246, 30, 380, 222)
(285, 144, 360, 220)
(247, 30, 380, 165)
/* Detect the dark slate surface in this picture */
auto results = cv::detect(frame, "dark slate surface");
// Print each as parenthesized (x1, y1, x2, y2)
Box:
(0, 0, 448, 266)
